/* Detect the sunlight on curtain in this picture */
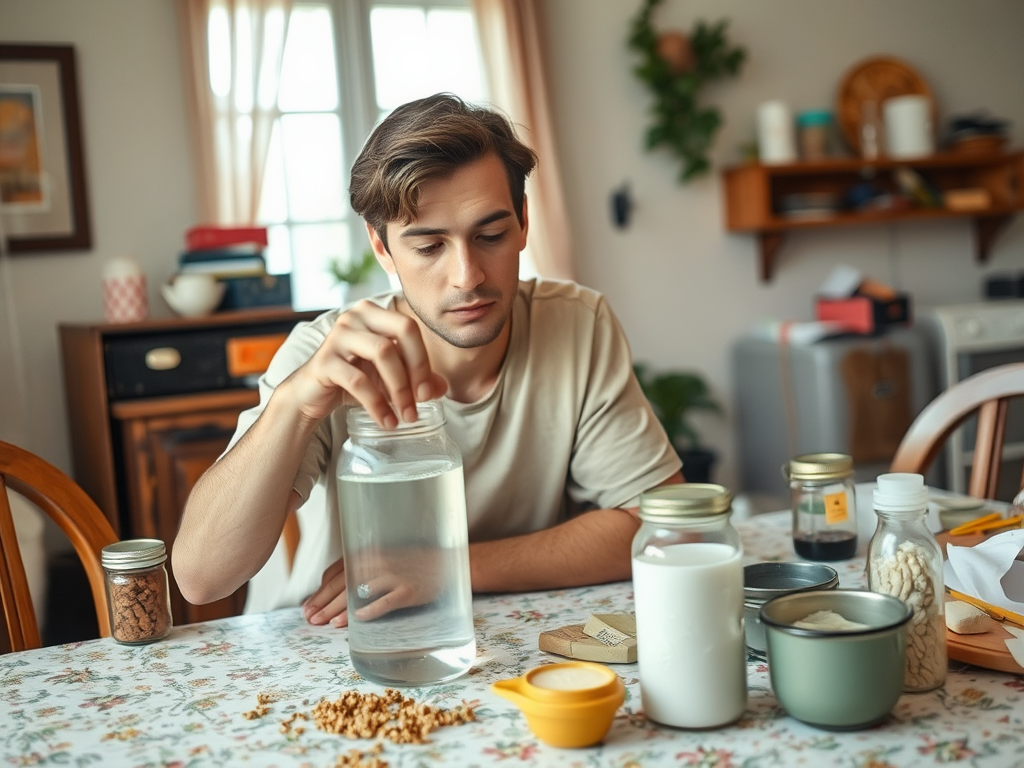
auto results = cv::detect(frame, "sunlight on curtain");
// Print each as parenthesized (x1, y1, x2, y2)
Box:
(471, 0, 575, 281)
(177, 0, 293, 224)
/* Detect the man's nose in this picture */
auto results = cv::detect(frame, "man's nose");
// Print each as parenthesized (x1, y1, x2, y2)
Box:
(450, 241, 486, 290)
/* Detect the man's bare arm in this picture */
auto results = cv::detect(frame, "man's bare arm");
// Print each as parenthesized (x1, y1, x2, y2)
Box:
(469, 470, 685, 593)
(173, 301, 448, 606)
(172, 388, 314, 605)
(302, 470, 685, 626)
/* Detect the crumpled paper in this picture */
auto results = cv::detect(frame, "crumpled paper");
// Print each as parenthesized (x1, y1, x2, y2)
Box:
(945, 529, 1024, 613)
(944, 528, 1024, 667)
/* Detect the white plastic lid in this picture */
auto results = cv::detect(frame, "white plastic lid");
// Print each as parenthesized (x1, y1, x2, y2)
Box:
(873, 472, 929, 511)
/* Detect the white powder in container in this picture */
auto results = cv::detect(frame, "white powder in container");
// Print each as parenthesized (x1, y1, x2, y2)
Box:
(794, 610, 869, 631)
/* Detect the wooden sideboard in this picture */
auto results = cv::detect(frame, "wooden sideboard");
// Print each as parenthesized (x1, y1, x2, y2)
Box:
(58, 308, 321, 624)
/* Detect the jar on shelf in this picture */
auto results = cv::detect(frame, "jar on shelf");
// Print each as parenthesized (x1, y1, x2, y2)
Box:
(631, 484, 747, 728)
(337, 400, 475, 686)
(867, 473, 946, 692)
(101, 539, 173, 645)
(784, 453, 858, 561)
(797, 110, 834, 160)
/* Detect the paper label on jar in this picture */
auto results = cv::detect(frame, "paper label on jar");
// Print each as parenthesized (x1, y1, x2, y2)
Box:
(824, 492, 849, 524)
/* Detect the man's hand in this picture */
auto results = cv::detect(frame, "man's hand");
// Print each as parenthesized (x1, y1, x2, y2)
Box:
(303, 547, 448, 628)
(286, 299, 448, 430)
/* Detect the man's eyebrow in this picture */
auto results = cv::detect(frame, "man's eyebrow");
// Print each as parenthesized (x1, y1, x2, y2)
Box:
(399, 209, 513, 239)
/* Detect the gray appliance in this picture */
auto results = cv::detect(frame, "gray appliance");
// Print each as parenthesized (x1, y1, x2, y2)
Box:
(733, 325, 937, 503)
(917, 300, 1024, 501)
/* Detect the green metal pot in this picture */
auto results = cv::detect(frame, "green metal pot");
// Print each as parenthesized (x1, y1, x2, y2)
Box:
(760, 590, 912, 730)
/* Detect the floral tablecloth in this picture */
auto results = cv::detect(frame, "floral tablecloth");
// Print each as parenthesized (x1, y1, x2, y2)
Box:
(3, 510, 1024, 768)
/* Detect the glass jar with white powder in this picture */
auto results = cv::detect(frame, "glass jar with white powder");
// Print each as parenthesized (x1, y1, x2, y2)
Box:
(631, 484, 747, 728)
(867, 473, 946, 692)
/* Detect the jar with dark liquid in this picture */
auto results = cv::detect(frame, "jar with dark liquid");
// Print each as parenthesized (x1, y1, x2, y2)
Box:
(783, 453, 857, 561)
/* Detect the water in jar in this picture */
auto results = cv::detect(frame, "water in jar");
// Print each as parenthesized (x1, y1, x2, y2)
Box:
(338, 461, 475, 685)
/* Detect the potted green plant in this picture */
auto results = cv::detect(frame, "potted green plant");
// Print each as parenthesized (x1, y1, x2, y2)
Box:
(633, 363, 723, 483)
(329, 250, 380, 302)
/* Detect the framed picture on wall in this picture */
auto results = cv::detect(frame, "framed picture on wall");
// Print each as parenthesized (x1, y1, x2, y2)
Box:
(0, 44, 91, 253)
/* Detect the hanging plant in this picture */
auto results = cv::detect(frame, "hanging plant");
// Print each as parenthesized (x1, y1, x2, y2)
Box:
(628, 0, 746, 182)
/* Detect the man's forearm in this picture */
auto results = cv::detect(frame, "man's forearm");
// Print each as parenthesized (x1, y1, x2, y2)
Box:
(172, 388, 317, 605)
(468, 507, 640, 593)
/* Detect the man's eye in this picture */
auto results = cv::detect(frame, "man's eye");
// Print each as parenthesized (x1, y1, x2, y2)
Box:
(479, 232, 506, 244)
(414, 243, 442, 256)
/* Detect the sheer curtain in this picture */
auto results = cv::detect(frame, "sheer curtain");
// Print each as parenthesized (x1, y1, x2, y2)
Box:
(472, 0, 576, 281)
(176, 0, 292, 224)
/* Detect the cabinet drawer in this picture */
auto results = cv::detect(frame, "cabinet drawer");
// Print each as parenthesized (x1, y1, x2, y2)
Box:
(103, 321, 299, 400)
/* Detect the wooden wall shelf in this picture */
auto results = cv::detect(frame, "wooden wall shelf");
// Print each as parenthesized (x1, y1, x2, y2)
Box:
(721, 151, 1024, 282)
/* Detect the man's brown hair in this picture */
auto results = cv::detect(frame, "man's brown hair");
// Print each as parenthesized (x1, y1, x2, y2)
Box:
(349, 93, 537, 251)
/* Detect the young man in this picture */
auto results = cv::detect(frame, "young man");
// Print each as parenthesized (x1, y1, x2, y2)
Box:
(173, 94, 682, 627)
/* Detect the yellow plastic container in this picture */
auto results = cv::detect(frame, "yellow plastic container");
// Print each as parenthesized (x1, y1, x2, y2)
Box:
(491, 661, 625, 748)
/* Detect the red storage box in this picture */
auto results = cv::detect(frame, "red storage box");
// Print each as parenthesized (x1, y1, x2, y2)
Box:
(815, 294, 911, 335)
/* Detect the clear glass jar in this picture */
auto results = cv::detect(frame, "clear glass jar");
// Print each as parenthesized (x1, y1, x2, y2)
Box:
(784, 453, 858, 561)
(867, 473, 946, 692)
(337, 400, 475, 686)
(797, 109, 834, 160)
(101, 539, 172, 645)
(631, 484, 747, 728)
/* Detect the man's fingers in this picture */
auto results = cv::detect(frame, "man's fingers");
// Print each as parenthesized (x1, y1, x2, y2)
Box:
(334, 303, 446, 423)
(352, 582, 420, 622)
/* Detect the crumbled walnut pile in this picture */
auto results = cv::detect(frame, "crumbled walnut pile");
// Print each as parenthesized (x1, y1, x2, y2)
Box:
(334, 742, 388, 768)
(312, 688, 476, 744)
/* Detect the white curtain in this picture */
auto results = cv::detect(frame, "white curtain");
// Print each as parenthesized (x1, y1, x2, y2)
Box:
(176, 0, 292, 224)
(472, 0, 576, 281)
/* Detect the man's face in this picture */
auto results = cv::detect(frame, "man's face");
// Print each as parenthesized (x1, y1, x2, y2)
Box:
(368, 152, 527, 350)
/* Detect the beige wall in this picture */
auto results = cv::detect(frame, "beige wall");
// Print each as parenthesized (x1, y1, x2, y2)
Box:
(1, 0, 1023, 498)
(1, 0, 197, 470)
(541, 0, 1024, 491)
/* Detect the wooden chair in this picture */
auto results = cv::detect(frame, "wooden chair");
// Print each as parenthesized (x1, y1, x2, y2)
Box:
(890, 363, 1024, 499)
(0, 441, 118, 653)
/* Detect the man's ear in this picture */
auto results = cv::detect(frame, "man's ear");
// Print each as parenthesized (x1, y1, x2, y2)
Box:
(365, 222, 396, 274)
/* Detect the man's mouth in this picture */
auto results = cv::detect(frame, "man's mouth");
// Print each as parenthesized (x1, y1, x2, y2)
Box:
(447, 301, 492, 320)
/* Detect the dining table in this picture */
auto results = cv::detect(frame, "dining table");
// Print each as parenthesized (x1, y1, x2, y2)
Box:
(3, 486, 1024, 767)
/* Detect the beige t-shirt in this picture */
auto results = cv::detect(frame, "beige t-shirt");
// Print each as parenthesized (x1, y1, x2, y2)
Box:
(235, 278, 680, 613)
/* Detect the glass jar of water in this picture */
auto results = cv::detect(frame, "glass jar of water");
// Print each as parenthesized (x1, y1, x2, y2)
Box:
(337, 400, 475, 686)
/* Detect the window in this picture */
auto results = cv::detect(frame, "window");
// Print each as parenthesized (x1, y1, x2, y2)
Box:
(257, 1, 487, 310)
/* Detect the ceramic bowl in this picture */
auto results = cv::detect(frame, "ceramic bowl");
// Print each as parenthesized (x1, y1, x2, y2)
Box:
(743, 562, 839, 657)
(491, 661, 625, 748)
(760, 590, 911, 730)
(161, 273, 225, 317)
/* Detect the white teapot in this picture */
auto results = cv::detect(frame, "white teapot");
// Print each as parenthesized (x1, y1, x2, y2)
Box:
(161, 273, 225, 317)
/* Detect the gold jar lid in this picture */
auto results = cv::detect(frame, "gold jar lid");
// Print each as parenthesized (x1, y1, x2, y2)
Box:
(639, 483, 733, 522)
(785, 453, 853, 482)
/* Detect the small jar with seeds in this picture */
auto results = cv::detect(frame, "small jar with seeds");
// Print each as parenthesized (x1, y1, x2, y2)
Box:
(102, 539, 172, 645)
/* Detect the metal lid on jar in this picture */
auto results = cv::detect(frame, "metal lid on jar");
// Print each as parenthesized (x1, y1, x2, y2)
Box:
(638, 483, 733, 522)
(101, 539, 167, 570)
(785, 453, 853, 482)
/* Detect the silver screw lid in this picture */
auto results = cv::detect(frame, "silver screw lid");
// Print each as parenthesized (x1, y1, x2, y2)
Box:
(101, 539, 167, 571)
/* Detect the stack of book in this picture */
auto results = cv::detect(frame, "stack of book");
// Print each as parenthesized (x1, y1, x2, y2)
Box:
(179, 226, 291, 309)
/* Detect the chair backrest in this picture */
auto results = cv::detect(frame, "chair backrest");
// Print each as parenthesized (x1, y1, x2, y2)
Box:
(890, 363, 1024, 499)
(0, 441, 118, 653)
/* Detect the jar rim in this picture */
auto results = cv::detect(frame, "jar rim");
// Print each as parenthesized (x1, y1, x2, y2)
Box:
(639, 483, 732, 521)
(102, 539, 167, 570)
(346, 400, 446, 437)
